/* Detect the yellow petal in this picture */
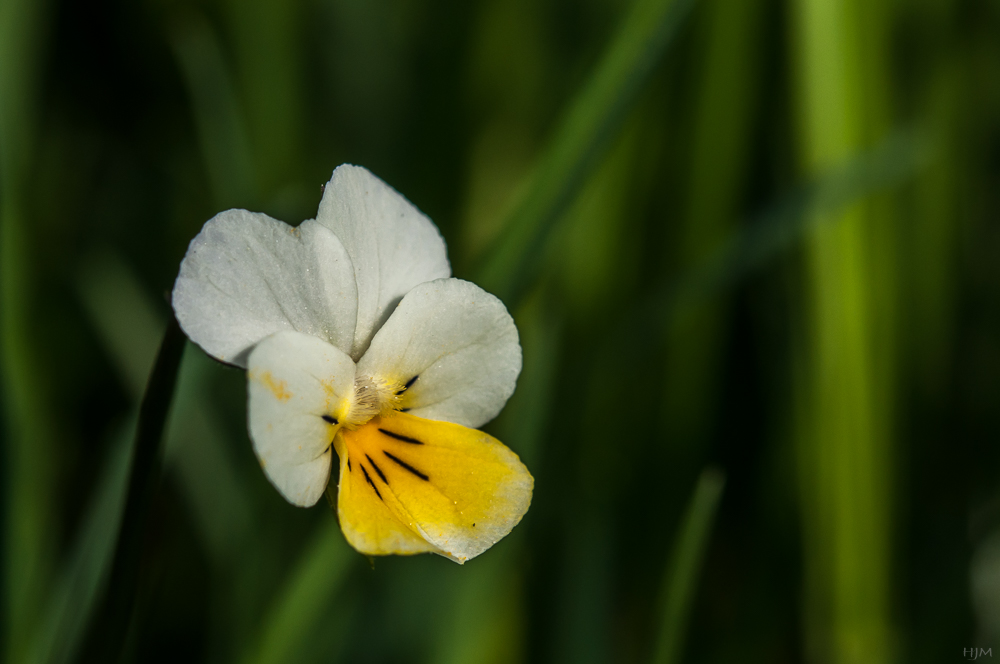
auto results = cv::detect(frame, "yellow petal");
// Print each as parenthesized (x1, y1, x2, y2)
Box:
(332, 432, 437, 558)
(333, 412, 533, 563)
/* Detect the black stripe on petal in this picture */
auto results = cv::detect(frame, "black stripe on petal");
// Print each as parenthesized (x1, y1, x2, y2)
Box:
(378, 428, 423, 445)
(383, 451, 429, 481)
(361, 465, 383, 501)
(366, 454, 388, 484)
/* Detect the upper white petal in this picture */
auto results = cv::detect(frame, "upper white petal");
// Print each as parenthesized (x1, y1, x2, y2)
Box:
(357, 278, 521, 429)
(172, 210, 358, 367)
(316, 164, 450, 360)
(247, 331, 356, 507)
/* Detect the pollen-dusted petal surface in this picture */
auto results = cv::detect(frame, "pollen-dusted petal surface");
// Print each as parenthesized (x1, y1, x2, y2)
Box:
(316, 165, 450, 360)
(334, 413, 533, 563)
(247, 331, 356, 507)
(173, 210, 358, 367)
(357, 278, 521, 429)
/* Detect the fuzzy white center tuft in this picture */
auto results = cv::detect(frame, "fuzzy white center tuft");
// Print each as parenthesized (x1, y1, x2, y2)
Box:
(342, 375, 404, 429)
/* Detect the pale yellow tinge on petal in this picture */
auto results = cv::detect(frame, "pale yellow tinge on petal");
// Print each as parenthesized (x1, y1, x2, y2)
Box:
(333, 412, 533, 563)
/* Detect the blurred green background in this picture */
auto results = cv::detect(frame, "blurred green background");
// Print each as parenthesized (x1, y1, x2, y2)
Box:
(2, 0, 999, 662)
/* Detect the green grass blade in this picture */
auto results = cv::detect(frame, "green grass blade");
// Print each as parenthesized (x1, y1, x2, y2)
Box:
(79, 255, 349, 663)
(473, 0, 696, 305)
(242, 521, 355, 664)
(431, 543, 525, 664)
(0, 0, 55, 658)
(78, 253, 260, 657)
(490, 286, 563, 470)
(651, 468, 725, 664)
(169, 9, 256, 208)
(790, 0, 898, 660)
(165, 348, 255, 563)
(666, 130, 923, 311)
(910, 59, 961, 395)
(78, 251, 166, 397)
(218, 0, 304, 198)
(25, 420, 135, 664)
(77, 319, 187, 662)
(659, 0, 765, 449)
(78, 252, 254, 564)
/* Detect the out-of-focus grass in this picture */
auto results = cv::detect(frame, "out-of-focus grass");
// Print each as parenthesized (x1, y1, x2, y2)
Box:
(659, 0, 764, 453)
(474, 0, 696, 304)
(25, 420, 133, 664)
(0, 0, 56, 660)
(649, 130, 925, 322)
(3, 0, 998, 661)
(169, 11, 256, 210)
(910, 55, 962, 396)
(77, 252, 272, 658)
(430, 542, 526, 664)
(77, 253, 256, 563)
(79, 318, 186, 663)
(791, 0, 896, 661)
(242, 522, 354, 664)
(219, 0, 304, 200)
(651, 469, 725, 664)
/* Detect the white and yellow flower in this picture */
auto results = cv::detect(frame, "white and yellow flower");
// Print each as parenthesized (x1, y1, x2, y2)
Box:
(171, 164, 532, 563)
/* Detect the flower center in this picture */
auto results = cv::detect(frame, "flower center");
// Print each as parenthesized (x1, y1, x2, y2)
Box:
(342, 375, 405, 429)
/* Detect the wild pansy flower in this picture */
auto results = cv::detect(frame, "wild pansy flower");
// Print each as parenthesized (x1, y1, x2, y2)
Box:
(171, 165, 532, 563)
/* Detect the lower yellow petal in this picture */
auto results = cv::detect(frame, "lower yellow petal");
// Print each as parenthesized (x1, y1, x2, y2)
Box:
(332, 432, 437, 557)
(333, 412, 533, 563)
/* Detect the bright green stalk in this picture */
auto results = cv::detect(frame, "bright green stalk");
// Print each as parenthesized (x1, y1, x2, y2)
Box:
(790, 0, 897, 661)
(650, 469, 725, 664)
(660, 0, 764, 448)
(0, 0, 54, 660)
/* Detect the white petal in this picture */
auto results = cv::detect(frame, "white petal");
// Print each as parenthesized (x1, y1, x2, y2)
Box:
(247, 331, 356, 507)
(357, 278, 521, 429)
(316, 165, 450, 360)
(173, 210, 358, 367)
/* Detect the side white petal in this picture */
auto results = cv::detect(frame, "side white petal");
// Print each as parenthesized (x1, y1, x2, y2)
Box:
(316, 164, 450, 360)
(247, 331, 356, 507)
(173, 210, 358, 367)
(357, 278, 521, 429)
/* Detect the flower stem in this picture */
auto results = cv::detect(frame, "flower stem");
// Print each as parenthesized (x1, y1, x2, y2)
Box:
(78, 317, 187, 662)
